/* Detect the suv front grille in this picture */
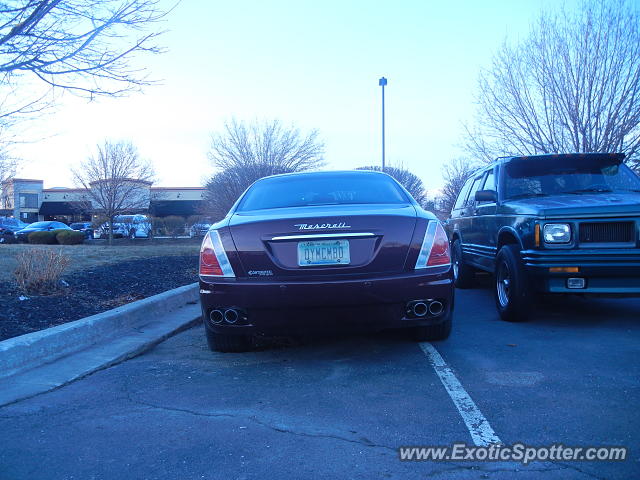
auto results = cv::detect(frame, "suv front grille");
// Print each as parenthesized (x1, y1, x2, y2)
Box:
(579, 222, 635, 243)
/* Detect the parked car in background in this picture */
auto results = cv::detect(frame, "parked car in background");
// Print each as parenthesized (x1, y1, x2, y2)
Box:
(199, 170, 454, 352)
(15, 221, 72, 242)
(70, 222, 94, 239)
(189, 221, 212, 238)
(97, 214, 152, 239)
(0, 217, 30, 243)
(445, 153, 640, 322)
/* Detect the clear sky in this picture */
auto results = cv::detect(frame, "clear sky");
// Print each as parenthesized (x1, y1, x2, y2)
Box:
(13, 0, 580, 193)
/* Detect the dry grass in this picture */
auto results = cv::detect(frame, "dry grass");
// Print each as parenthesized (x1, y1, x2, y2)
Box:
(14, 249, 71, 294)
(0, 242, 200, 282)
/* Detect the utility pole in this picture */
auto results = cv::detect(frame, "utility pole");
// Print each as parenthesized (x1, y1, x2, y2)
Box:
(379, 77, 387, 170)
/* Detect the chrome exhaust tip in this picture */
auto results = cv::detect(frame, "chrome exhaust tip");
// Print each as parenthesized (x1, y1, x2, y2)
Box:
(428, 301, 444, 316)
(412, 302, 429, 317)
(209, 309, 224, 324)
(224, 308, 239, 324)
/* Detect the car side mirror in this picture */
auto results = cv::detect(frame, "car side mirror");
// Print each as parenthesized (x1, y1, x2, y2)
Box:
(475, 189, 498, 202)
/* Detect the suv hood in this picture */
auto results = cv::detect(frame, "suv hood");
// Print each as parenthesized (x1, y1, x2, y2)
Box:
(504, 192, 640, 218)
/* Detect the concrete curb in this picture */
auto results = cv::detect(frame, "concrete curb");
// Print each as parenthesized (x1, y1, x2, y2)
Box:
(0, 282, 200, 379)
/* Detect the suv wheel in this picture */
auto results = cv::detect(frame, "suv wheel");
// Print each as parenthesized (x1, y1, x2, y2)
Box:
(494, 244, 531, 322)
(452, 239, 475, 288)
(206, 328, 253, 352)
(129, 229, 136, 240)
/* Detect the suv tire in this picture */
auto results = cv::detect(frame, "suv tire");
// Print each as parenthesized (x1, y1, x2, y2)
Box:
(452, 239, 475, 288)
(129, 229, 136, 240)
(494, 244, 531, 322)
(206, 328, 252, 353)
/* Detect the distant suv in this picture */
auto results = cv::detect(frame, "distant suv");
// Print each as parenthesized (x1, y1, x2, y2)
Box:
(98, 214, 152, 239)
(446, 153, 640, 322)
(189, 221, 212, 238)
(70, 222, 94, 239)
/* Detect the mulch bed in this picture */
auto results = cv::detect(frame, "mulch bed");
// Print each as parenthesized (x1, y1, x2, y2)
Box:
(0, 255, 199, 342)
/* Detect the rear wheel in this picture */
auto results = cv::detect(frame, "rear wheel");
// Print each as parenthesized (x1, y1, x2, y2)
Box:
(494, 244, 531, 322)
(129, 229, 136, 240)
(206, 328, 253, 352)
(410, 315, 452, 341)
(452, 239, 475, 288)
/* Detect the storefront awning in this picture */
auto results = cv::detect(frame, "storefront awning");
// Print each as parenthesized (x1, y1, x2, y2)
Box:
(149, 200, 203, 217)
(39, 201, 89, 215)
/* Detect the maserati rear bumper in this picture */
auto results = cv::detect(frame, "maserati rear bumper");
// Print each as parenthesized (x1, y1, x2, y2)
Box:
(199, 268, 454, 335)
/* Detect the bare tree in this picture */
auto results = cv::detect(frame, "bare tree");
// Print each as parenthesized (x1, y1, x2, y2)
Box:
(465, 0, 640, 171)
(202, 163, 292, 221)
(356, 165, 426, 206)
(0, 148, 15, 184)
(203, 119, 325, 220)
(0, 1, 168, 99)
(440, 158, 478, 217)
(72, 140, 153, 244)
(208, 119, 325, 173)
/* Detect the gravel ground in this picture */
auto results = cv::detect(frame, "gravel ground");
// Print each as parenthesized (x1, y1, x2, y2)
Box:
(0, 254, 199, 341)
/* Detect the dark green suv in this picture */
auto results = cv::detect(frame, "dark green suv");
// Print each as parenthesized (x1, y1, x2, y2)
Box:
(445, 153, 640, 322)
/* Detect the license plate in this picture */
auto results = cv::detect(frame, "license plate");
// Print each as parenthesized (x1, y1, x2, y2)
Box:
(298, 240, 350, 266)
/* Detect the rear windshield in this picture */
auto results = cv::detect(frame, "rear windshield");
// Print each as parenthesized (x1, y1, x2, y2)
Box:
(504, 156, 640, 199)
(236, 173, 410, 211)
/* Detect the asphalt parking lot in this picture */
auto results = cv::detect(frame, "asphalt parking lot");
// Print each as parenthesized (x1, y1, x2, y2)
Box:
(1, 278, 639, 480)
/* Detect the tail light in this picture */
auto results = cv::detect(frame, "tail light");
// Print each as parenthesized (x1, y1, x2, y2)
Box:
(415, 221, 451, 269)
(199, 230, 235, 279)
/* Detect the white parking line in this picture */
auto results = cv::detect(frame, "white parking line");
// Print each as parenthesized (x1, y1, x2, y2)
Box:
(419, 342, 501, 447)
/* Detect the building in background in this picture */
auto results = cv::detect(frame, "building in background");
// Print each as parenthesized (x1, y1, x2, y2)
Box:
(0, 177, 206, 223)
(0, 178, 44, 223)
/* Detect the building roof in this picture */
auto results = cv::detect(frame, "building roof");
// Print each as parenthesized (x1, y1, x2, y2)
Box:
(43, 188, 89, 193)
(150, 187, 206, 191)
(2, 178, 44, 184)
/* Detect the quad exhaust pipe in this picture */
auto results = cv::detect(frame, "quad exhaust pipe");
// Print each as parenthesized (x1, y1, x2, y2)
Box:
(412, 302, 429, 317)
(209, 309, 224, 324)
(407, 300, 445, 318)
(224, 308, 239, 324)
(428, 300, 444, 316)
(209, 308, 245, 325)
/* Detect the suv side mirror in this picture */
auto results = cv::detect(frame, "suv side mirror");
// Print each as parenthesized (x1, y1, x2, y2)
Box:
(475, 189, 498, 202)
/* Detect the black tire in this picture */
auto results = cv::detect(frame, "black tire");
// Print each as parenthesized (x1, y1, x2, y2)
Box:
(205, 327, 252, 352)
(494, 244, 531, 322)
(452, 239, 475, 288)
(129, 229, 136, 240)
(410, 314, 452, 341)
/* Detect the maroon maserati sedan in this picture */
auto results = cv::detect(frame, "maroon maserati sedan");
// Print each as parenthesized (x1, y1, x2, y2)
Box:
(199, 170, 454, 352)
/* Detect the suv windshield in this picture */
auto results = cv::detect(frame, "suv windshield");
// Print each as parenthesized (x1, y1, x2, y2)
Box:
(237, 172, 410, 211)
(504, 156, 640, 199)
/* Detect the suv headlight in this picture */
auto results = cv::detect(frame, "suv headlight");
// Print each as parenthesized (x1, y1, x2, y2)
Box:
(543, 223, 571, 243)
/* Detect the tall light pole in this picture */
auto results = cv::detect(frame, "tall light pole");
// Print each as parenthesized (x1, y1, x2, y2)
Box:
(378, 77, 387, 170)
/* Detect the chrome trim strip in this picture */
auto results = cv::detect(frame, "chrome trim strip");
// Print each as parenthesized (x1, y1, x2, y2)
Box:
(415, 221, 437, 269)
(209, 230, 235, 277)
(271, 232, 376, 241)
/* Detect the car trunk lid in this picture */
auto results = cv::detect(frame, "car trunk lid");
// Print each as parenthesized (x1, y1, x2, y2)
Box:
(228, 204, 417, 278)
